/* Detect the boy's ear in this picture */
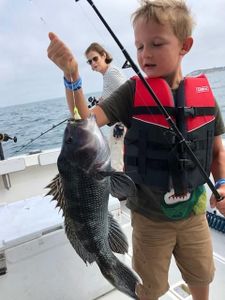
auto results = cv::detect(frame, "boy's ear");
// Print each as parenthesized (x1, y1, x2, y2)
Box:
(180, 36, 193, 55)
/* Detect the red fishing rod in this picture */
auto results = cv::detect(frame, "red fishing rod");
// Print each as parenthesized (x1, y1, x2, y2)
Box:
(75, 0, 223, 201)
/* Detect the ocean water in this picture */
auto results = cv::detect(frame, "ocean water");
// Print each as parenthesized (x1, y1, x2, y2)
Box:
(1, 69, 225, 158)
(0, 92, 100, 158)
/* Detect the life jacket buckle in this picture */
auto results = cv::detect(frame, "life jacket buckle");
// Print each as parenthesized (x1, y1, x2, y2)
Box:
(183, 107, 195, 117)
(178, 158, 195, 169)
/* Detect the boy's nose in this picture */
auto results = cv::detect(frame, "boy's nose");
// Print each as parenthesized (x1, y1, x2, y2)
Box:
(141, 45, 153, 58)
(142, 49, 153, 59)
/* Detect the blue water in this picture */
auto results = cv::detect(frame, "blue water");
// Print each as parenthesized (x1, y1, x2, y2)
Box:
(0, 92, 101, 158)
(1, 69, 225, 158)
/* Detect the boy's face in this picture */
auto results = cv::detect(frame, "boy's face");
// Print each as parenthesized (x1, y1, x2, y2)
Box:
(134, 18, 187, 83)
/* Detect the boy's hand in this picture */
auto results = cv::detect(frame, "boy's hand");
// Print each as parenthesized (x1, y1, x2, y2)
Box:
(47, 32, 79, 81)
(210, 186, 225, 216)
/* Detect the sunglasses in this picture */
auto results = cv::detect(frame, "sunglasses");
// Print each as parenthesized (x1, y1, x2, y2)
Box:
(87, 56, 99, 65)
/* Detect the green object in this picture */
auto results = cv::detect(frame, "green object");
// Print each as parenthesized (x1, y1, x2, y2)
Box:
(193, 185, 207, 215)
(161, 185, 206, 220)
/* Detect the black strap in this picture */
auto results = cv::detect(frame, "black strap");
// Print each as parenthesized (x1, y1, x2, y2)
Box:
(132, 106, 176, 116)
(170, 81, 188, 194)
(177, 106, 215, 117)
(125, 155, 169, 169)
(132, 105, 215, 117)
(138, 131, 147, 175)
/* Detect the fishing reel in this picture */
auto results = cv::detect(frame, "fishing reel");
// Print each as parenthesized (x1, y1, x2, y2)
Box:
(0, 133, 17, 143)
(88, 96, 99, 108)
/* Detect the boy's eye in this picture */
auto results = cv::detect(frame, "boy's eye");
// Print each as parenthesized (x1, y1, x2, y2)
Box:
(137, 45, 143, 51)
(152, 43, 163, 47)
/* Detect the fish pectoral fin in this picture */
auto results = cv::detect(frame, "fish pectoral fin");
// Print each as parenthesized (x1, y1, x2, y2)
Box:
(109, 172, 136, 199)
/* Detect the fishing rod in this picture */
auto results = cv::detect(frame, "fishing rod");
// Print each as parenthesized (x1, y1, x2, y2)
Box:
(16, 118, 68, 153)
(75, 0, 223, 201)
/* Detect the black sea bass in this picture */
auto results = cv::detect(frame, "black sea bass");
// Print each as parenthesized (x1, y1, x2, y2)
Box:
(46, 114, 139, 299)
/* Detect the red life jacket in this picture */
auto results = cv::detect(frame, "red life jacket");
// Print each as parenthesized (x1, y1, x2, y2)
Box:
(124, 74, 216, 194)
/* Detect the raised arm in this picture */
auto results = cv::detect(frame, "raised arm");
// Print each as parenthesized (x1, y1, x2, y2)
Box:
(47, 32, 109, 126)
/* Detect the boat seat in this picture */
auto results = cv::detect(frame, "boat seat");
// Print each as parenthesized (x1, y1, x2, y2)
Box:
(0, 194, 122, 300)
(38, 150, 60, 166)
(0, 194, 121, 248)
(0, 158, 26, 175)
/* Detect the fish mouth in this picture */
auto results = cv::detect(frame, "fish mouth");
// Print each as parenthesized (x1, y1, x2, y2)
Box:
(68, 113, 96, 122)
(66, 115, 97, 146)
(67, 114, 97, 130)
(62, 114, 110, 173)
(67, 117, 86, 125)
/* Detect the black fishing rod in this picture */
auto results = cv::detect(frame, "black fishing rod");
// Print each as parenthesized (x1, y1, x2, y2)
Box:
(16, 118, 68, 153)
(75, 0, 223, 201)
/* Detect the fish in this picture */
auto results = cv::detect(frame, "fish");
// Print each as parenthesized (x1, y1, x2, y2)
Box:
(46, 114, 139, 299)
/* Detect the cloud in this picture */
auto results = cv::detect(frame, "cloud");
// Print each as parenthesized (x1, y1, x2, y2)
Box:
(0, 0, 225, 107)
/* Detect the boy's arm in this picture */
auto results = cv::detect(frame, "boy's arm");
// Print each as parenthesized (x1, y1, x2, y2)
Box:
(210, 135, 225, 216)
(47, 32, 109, 126)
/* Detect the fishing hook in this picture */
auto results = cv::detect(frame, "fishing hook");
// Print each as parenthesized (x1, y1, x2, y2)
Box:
(75, 0, 223, 201)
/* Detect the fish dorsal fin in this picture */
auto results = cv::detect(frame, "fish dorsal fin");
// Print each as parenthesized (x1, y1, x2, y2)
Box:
(107, 212, 128, 254)
(45, 173, 66, 214)
(109, 171, 136, 199)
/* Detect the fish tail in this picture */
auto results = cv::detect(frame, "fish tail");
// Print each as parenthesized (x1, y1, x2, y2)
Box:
(98, 254, 139, 299)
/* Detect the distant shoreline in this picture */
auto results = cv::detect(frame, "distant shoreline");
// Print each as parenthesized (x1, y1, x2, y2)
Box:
(188, 66, 225, 76)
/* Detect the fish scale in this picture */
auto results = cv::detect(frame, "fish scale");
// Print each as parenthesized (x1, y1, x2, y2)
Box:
(64, 173, 109, 254)
(46, 115, 139, 299)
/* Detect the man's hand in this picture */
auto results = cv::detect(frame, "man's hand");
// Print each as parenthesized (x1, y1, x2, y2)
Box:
(113, 123, 124, 139)
(47, 32, 79, 81)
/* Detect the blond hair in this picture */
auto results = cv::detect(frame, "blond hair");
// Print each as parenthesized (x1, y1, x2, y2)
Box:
(132, 0, 195, 42)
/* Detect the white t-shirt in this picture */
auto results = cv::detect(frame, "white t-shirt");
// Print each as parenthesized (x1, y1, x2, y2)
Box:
(100, 65, 127, 171)
(101, 65, 127, 100)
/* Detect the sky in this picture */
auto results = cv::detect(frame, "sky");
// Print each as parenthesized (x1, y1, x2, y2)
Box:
(0, 0, 225, 107)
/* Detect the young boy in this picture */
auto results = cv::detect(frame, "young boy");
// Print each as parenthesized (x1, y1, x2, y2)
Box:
(47, 1, 225, 299)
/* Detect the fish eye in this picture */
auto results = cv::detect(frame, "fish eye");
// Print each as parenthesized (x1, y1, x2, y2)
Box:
(66, 136, 73, 144)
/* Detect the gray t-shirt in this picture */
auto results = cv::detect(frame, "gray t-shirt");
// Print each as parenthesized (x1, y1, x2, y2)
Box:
(99, 79, 225, 221)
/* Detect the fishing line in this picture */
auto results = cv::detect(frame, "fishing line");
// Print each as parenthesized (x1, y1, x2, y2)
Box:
(16, 118, 68, 153)
(75, 1, 130, 72)
(75, 1, 107, 42)
(28, 0, 49, 31)
(75, 0, 222, 201)
(16, 1, 77, 151)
